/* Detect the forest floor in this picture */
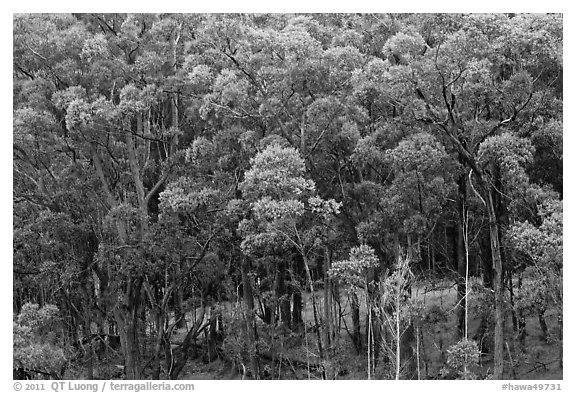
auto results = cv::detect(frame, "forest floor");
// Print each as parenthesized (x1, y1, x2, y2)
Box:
(175, 278, 562, 380)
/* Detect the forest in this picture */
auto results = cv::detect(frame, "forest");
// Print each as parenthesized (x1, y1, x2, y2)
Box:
(13, 13, 563, 381)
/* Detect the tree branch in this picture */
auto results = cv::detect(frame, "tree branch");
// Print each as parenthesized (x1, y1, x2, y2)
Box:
(13, 62, 34, 80)
(125, 127, 146, 206)
(144, 166, 172, 208)
(473, 89, 533, 152)
(90, 143, 118, 209)
(93, 14, 118, 36)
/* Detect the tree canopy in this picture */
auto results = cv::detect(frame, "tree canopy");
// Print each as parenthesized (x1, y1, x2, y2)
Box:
(13, 13, 562, 381)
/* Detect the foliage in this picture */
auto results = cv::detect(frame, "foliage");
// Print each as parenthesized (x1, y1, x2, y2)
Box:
(442, 339, 481, 380)
(13, 303, 69, 378)
(239, 144, 340, 257)
(509, 198, 562, 316)
(329, 244, 379, 287)
(13, 13, 562, 380)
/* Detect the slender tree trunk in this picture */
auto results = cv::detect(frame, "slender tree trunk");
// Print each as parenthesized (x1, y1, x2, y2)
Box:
(173, 263, 187, 329)
(151, 311, 164, 380)
(517, 274, 526, 344)
(292, 290, 303, 329)
(480, 230, 494, 288)
(125, 126, 147, 220)
(367, 295, 372, 380)
(332, 282, 341, 344)
(558, 314, 563, 370)
(170, 23, 181, 154)
(538, 310, 548, 339)
(323, 247, 333, 351)
(83, 280, 95, 379)
(351, 291, 361, 354)
(494, 165, 514, 343)
(463, 209, 471, 340)
(487, 188, 504, 379)
(302, 254, 325, 378)
(79, 243, 97, 379)
(83, 303, 94, 379)
(262, 295, 273, 325)
(456, 172, 467, 338)
(435, 123, 507, 379)
(291, 257, 304, 330)
(508, 269, 518, 335)
(366, 256, 381, 364)
(206, 307, 218, 362)
(473, 227, 494, 352)
(416, 325, 421, 380)
(395, 287, 401, 380)
(276, 259, 290, 327)
(241, 256, 260, 379)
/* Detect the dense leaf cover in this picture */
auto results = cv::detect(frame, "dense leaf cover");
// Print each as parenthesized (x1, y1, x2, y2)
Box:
(13, 13, 562, 380)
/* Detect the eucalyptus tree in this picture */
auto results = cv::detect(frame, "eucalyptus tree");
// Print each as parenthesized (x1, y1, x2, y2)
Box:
(354, 13, 562, 378)
(14, 13, 203, 378)
(238, 144, 340, 377)
(13, 13, 562, 380)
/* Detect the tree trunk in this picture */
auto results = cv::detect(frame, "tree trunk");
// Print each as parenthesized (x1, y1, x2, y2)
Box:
(291, 257, 304, 330)
(206, 307, 218, 362)
(395, 288, 401, 380)
(170, 23, 181, 154)
(241, 256, 260, 379)
(351, 291, 361, 354)
(169, 306, 207, 380)
(400, 323, 417, 379)
(487, 188, 504, 379)
(276, 259, 290, 327)
(480, 230, 494, 289)
(517, 274, 526, 344)
(495, 165, 515, 341)
(558, 314, 563, 370)
(323, 247, 333, 350)
(508, 269, 518, 336)
(83, 283, 94, 379)
(292, 289, 303, 330)
(151, 311, 164, 380)
(538, 310, 548, 339)
(367, 267, 381, 364)
(113, 277, 143, 380)
(173, 263, 187, 330)
(434, 121, 506, 379)
(115, 311, 141, 379)
(456, 172, 467, 338)
(301, 253, 325, 378)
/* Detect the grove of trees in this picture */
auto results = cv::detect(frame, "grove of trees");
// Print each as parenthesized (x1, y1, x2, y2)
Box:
(13, 13, 562, 380)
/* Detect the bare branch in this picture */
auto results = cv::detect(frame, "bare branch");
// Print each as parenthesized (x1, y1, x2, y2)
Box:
(473, 89, 533, 152)
(144, 168, 171, 207)
(90, 143, 118, 209)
